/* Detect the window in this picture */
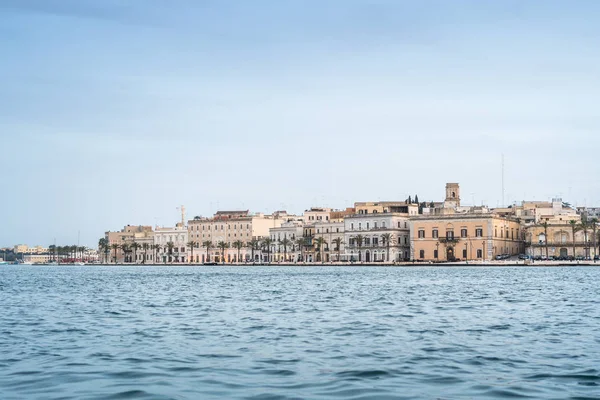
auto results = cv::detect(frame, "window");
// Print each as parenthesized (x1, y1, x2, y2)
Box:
(446, 231, 454, 240)
(463, 249, 467, 258)
(461, 229, 467, 238)
(405, 222, 408, 228)
(373, 237, 379, 246)
(382, 222, 386, 228)
(366, 223, 370, 229)
(419, 250, 425, 258)
(374, 222, 378, 229)
(365, 238, 370, 245)
(351, 223, 354, 230)
(398, 222, 401, 228)
(404, 237, 408, 245)
(418, 229, 425, 238)
(359, 223, 362, 230)
(336, 228, 339, 233)
(432, 229, 438, 238)
(434, 249, 438, 259)
(475, 228, 483, 237)
(477, 249, 482, 258)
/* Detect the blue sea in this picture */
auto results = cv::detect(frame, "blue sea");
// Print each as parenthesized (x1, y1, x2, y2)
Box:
(1, 265, 599, 399)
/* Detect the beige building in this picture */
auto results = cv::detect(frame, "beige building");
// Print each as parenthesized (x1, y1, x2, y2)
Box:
(104, 225, 154, 263)
(411, 214, 524, 262)
(187, 211, 286, 263)
(524, 218, 596, 259)
(314, 221, 345, 262)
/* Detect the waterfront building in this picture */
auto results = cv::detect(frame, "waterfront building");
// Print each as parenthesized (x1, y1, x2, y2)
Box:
(23, 254, 51, 264)
(13, 244, 48, 254)
(270, 220, 304, 262)
(344, 207, 412, 262)
(523, 216, 596, 259)
(187, 211, 286, 263)
(104, 225, 154, 263)
(153, 226, 188, 263)
(314, 220, 345, 262)
(411, 214, 523, 261)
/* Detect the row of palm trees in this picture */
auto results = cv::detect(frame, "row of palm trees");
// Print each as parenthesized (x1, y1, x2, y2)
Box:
(97, 233, 398, 264)
(47, 245, 88, 262)
(538, 218, 599, 259)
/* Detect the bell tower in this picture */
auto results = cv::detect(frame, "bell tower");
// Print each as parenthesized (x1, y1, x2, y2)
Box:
(444, 183, 460, 208)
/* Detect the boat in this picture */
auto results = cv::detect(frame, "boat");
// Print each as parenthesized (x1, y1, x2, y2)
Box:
(203, 262, 218, 265)
(0, 261, 8, 265)
(74, 262, 85, 266)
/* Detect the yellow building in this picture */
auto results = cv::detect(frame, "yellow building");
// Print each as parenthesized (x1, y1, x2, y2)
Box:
(411, 214, 524, 262)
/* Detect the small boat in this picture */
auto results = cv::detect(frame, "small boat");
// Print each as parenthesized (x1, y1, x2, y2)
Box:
(203, 262, 218, 265)
(22, 261, 33, 265)
(0, 261, 8, 265)
(74, 262, 85, 266)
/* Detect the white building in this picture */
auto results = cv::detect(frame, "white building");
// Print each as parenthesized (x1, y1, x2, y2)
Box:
(154, 226, 189, 263)
(314, 221, 345, 262)
(270, 221, 304, 262)
(344, 211, 411, 262)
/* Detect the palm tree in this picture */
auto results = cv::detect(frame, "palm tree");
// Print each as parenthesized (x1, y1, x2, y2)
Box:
(261, 238, 273, 264)
(332, 237, 343, 262)
(294, 238, 305, 262)
(187, 241, 198, 264)
(119, 243, 130, 263)
(314, 237, 326, 263)
(569, 220, 579, 258)
(591, 218, 598, 260)
(247, 239, 260, 263)
(142, 243, 150, 264)
(111, 243, 119, 263)
(202, 240, 213, 263)
(279, 237, 291, 262)
(579, 219, 590, 259)
(381, 233, 393, 262)
(217, 241, 229, 264)
(130, 242, 140, 264)
(354, 234, 364, 262)
(540, 221, 549, 259)
(232, 240, 245, 263)
(166, 241, 175, 263)
(152, 243, 161, 264)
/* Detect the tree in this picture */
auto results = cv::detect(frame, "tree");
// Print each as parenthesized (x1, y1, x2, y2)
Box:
(381, 233, 393, 262)
(130, 242, 140, 264)
(232, 240, 245, 263)
(414, 194, 419, 204)
(429, 201, 435, 208)
(247, 239, 260, 263)
(261, 238, 274, 264)
(217, 241, 229, 264)
(590, 218, 598, 260)
(166, 241, 175, 263)
(141, 243, 150, 264)
(111, 243, 119, 263)
(579, 219, 590, 259)
(193, 216, 202, 220)
(120, 243, 130, 263)
(152, 243, 161, 264)
(202, 240, 213, 263)
(408, 196, 412, 204)
(97, 239, 108, 263)
(315, 237, 326, 263)
(294, 238, 305, 262)
(279, 237, 291, 262)
(569, 220, 579, 258)
(354, 234, 364, 261)
(187, 241, 198, 264)
(332, 237, 343, 262)
(540, 221, 549, 259)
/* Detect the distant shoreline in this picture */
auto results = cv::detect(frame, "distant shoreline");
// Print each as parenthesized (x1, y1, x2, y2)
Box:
(8, 262, 599, 267)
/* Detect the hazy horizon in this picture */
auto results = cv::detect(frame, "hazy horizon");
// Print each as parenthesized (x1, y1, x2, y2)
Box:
(2, 0, 599, 248)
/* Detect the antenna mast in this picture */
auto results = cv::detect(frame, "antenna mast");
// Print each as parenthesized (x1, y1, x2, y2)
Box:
(501, 154, 505, 207)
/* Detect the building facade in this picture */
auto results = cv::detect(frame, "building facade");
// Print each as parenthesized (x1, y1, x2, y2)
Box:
(411, 214, 524, 262)
(344, 212, 411, 262)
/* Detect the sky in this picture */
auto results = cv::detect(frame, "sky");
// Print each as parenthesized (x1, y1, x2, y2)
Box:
(1, 0, 599, 248)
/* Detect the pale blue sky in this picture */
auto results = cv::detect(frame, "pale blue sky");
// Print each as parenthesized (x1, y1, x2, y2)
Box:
(1, 0, 599, 247)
